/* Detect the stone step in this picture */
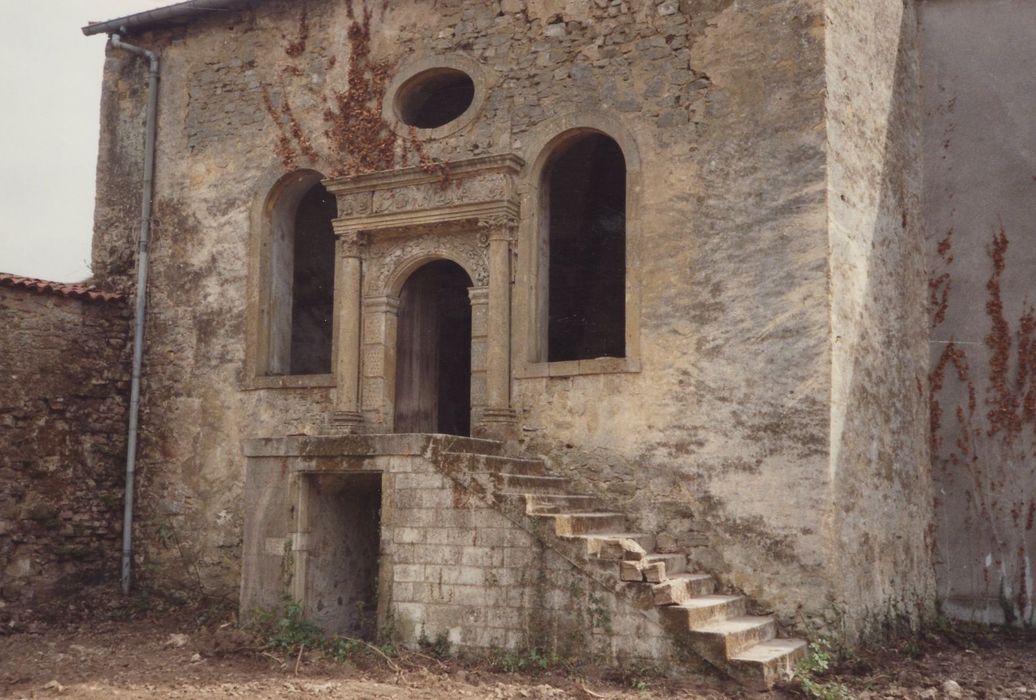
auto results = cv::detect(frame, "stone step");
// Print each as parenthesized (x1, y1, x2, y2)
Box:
(443, 452, 546, 475)
(550, 512, 627, 536)
(436, 445, 803, 691)
(641, 553, 687, 582)
(620, 552, 687, 582)
(490, 473, 572, 494)
(660, 594, 747, 628)
(522, 493, 600, 514)
(729, 638, 809, 691)
(572, 532, 657, 557)
(653, 573, 716, 604)
(689, 616, 778, 660)
(436, 436, 504, 455)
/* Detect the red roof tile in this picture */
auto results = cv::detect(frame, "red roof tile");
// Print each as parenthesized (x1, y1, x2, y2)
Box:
(0, 273, 124, 303)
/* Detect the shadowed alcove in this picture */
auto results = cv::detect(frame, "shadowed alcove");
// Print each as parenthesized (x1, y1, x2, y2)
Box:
(304, 472, 381, 639)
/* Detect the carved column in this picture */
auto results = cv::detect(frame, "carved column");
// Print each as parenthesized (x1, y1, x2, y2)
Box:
(478, 215, 517, 438)
(330, 228, 366, 431)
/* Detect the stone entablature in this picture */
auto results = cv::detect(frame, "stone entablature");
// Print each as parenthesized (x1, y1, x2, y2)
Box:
(323, 154, 524, 437)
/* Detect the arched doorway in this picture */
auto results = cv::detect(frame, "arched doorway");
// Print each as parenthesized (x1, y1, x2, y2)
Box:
(394, 260, 472, 436)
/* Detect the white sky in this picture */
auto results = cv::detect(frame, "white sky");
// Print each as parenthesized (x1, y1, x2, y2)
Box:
(0, 1, 171, 282)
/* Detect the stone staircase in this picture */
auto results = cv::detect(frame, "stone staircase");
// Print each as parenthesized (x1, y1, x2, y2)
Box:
(432, 437, 807, 690)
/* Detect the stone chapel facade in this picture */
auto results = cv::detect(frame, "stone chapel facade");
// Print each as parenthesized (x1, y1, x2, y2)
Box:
(42, 0, 1034, 688)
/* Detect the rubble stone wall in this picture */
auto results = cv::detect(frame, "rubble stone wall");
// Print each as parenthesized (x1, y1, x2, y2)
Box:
(0, 286, 129, 623)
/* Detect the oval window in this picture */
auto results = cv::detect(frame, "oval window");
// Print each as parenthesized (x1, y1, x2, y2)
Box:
(395, 68, 475, 129)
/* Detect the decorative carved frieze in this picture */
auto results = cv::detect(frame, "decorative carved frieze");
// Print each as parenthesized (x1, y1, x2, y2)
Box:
(364, 229, 491, 294)
(325, 153, 523, 242)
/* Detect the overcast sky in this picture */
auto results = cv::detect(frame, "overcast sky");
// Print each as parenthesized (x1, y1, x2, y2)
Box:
(0, 1, 171, 282)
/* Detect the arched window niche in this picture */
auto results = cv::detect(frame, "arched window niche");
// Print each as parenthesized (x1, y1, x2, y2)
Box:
(523, 126, 640, 376)
(256, 169, 337, 380)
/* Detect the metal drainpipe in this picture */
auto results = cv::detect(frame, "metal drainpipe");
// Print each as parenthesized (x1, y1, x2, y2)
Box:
(110, 33, 159, 595)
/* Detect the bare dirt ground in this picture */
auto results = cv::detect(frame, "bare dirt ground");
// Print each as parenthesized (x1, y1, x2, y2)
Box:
(1, 597, 1035, 699)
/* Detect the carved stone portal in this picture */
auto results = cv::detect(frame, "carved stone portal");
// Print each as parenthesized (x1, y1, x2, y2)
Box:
(323, 154, 524, 438)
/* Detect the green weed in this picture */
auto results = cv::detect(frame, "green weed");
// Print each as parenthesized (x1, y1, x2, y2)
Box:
(795, 640, 851, 700)
(498, 647, 567, 673)
(418, 629, 452, 659)
(253, 597, 323, 652)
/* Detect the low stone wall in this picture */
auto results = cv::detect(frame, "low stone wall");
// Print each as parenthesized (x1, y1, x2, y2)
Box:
(241, 435, 675, 664)
(0, 281, 129, 623)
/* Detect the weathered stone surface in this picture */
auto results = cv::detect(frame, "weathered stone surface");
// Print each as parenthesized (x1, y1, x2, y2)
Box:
(0, 285, 129, 623)
(242, 435, 676, 663)
(826, 0, 936, 638)
(82, 0, 946, 645)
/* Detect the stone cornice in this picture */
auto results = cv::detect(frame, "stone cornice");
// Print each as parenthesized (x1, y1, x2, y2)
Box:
(332, 201, 520, 237)
(323, 153, 525, 196)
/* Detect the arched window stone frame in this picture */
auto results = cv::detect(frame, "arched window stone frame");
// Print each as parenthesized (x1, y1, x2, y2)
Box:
(244, 168, 338, 389)
(515, 114, 643, 378)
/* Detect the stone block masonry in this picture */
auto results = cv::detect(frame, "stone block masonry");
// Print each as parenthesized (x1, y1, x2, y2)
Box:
(241, 435, 675, 665)
(0, 278, 130, 624)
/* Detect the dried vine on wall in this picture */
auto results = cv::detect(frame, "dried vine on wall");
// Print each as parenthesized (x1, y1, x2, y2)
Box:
(929, 223, 1036, 624)
(284, 7, 309, 58)
(259, 0, 450, 179)
(323, 1, 398, 175)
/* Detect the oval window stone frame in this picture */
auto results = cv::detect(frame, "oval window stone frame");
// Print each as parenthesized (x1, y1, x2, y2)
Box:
(383, 54, 488, 140)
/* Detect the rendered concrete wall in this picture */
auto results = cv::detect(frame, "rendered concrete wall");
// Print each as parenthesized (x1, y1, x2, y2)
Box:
(825, 0, 935, 638)
(921, 0, 1036, 625)
(0, 286, 129, 624)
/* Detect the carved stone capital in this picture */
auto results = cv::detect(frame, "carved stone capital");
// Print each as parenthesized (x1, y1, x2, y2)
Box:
(477, 213, 519, 242)
(335, 230, 368, 259)
(467, 286, 490, 305)
(363, 295, 401, 316)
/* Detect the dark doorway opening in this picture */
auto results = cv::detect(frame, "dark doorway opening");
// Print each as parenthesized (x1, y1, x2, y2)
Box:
(394, 260, 472, 436)
(545, 132, 626, 362)
(305, 473, 381, 640)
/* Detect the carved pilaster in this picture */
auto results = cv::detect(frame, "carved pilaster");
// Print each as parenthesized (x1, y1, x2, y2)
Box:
(330, 227, 368, 433)
(476, 215, 518, 439)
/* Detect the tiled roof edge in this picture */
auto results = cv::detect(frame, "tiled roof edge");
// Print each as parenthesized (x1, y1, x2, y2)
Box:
(0, 273, 125, 303)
